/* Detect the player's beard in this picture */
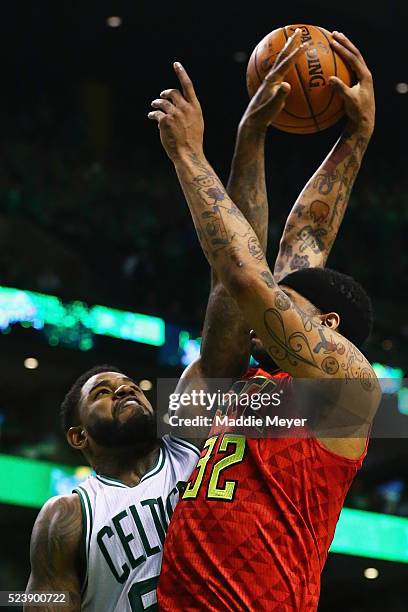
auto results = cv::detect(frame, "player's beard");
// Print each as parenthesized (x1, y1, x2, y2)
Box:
(86, 411, 157, 450)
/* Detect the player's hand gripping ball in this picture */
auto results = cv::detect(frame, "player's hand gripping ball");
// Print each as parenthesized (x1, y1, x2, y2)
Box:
(247, 24, 353, 133)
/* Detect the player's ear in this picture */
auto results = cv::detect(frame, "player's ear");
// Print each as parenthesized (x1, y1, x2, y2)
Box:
(67, 426, 88, 450)
(320, 312, 340, 330)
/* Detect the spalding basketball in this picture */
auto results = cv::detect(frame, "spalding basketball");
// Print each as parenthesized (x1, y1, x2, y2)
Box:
(246, 24, 353, 134)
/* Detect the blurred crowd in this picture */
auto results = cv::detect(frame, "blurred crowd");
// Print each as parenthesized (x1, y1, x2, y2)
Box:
(348, 475, 408, 518)
(0, 92, 407, 341)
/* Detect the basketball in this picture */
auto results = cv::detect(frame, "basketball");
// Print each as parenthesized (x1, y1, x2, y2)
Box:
(246, 24, 353, 134)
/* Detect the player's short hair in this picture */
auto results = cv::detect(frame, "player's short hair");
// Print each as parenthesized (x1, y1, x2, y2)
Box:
(279, 267, 373, 348)
(60, 364, 122, 433)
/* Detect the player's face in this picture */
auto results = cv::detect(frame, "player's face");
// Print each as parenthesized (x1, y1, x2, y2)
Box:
(79, 372, 156, 448)
(250, 286, 319, 370)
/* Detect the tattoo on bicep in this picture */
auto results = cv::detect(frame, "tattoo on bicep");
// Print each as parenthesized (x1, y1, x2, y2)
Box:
(263, 308, 320, 368)
(321, 356, 340, 374)
(313, 328, 345, 354)
(359, 367, 376, 392)
(339, 341, 376, 391)
(262, 298, 375, 389)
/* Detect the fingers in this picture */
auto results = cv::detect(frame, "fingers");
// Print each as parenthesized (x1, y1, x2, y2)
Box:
(264, 82, 291, 120)
(173, 62, 199, 104)
(148, 110, 166, 122)
(151, 98, 176, 114)
(331, 32, 371, 82)
(268, 43, 306, 81)
(332, 31, 363, 60)
(160, 88, 186, 106)
(279, 82, 291, 96)
(269, 82, 291, 105)
(329, 76, 350, 98)
(280, 27, 302, 58)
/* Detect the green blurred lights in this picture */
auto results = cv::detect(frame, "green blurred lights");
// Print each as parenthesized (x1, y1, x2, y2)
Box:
(0, 453, 407, 564)
(0, 285, 165, 348)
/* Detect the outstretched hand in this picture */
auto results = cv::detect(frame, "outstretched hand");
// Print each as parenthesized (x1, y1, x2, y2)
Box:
(240, 28, 306, 130)
(329, 31, 375, 137)
(148, 63, 204, 162)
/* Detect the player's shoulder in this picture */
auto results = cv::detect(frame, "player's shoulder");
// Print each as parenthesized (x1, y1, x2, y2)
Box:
(162, 434, 201, 462)
(31, 494, 82, 560)
(38, 493, 82, 520)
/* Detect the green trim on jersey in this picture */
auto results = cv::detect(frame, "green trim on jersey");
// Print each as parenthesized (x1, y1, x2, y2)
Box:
(77, 486, 93, 557)
(140, 446, 165, 483)
(73, 486, 93, 596)
(169, 435, 201, 457)
(95, 475, 128, 488)
(95, 444, 165, 488)
(73, 489, 87, 595)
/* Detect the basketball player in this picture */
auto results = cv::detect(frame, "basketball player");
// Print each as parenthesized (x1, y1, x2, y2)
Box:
(149, 31, 381, 610)
(24, 30, 308, 612)
(25, 365, 201, 611)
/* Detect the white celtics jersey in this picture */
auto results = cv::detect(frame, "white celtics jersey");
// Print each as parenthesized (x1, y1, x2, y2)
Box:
(73, 435, 199, 612)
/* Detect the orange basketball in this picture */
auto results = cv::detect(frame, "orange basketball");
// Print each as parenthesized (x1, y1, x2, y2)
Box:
(246, 24, 353, 134)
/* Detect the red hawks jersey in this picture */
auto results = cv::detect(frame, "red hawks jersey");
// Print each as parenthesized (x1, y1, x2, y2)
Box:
(158, 368, 368, 612)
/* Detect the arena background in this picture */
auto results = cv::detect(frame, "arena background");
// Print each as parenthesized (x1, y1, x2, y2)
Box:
(0, 1, 407, 610)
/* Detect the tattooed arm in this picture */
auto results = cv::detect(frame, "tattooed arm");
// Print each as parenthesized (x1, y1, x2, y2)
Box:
(151, 33, 304, 446)
(149, 62, 381, 455)
(274, 32, 375, 281)
(165, 119, 269, 445)
(183, 29, 304, 380)
(166, 119, 272, 444)
(25, 495, 82, 611)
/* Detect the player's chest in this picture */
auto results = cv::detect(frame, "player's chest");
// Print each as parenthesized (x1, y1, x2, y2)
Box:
(90, 479, 183, 582)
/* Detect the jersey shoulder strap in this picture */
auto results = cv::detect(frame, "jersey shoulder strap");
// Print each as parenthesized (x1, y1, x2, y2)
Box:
(162, 435, 200, 479)
(72, 481, 95, 596)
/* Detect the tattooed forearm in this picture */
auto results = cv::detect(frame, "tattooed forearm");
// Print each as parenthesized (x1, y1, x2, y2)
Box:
(296, 225, 327, 253)
(274, 128, 369, 279)
(183, 154, 252, 257)
(227, 127, 268, 249)
(306, 132, 368, 230)
(198, 127, 269, 379)
(176, 154, 259, 267)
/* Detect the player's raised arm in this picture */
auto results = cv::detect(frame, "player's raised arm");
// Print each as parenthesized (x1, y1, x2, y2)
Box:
(25, 495, 82, 612)
(152, 33, 305, 447)
(274, 31, 375, 281)
(148, 60, 380, 423)
(172, 29, 304, 380)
